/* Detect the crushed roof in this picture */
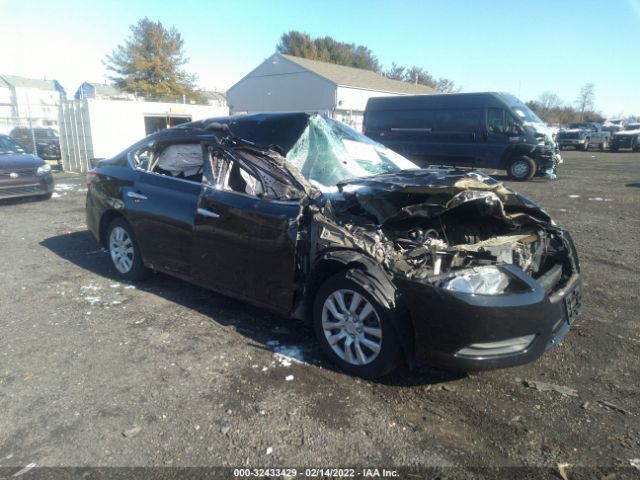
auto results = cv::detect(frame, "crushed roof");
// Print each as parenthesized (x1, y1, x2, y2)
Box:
(280, 54, 436, 95)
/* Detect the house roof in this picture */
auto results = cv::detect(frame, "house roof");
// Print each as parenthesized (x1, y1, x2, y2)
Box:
(87, 82, 121, 96)
(0, 74, 56, 91)
(280, 54, 436, 95)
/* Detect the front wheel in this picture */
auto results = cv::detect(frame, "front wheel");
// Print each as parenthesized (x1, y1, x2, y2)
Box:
(507, 156, 536, 181)
(313, 270, 402, 379)
(107, 217, 150, 281)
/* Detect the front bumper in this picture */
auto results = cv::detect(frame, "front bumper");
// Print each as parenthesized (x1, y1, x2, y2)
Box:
(558, 138, 586, 146)
(0, 173, 54, 199)
(611, 137, 633, 149)
(395, 264, 581, 371)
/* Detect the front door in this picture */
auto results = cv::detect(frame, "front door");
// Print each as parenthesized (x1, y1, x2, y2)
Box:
(191, 148, 301, 313)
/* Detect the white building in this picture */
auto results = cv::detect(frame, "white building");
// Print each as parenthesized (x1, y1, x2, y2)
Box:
(227, 53, 435, 130)
(0, 74, 66, 133)
(59, 98, 228, 173)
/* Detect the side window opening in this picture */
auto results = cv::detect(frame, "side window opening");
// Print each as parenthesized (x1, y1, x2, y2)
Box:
(488, 108, 520, 136)
(205, 146, 301, 200)
(153, 143, 204, 182)
(205, 147, 264, 196)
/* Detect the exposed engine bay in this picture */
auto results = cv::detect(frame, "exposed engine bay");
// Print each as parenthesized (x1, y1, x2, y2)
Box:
(308, 169, 576, 295)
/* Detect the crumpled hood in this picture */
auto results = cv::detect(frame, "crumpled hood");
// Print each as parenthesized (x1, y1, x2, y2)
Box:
(335, 168, 552, 227)
(0, 153, 45, 171)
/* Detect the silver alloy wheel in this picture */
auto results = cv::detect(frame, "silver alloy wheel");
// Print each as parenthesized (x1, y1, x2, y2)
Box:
(109, 226, 134, 274)
(511, 160, 530, 178)
(321, 289, 382, 366)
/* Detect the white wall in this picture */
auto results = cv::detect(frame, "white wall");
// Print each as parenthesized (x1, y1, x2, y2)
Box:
(335, 86, 406, 131)
(227, 54, 336, 114)
(336, 86, 404, 113)
(87, 100, 226, 159)
(60, 99, 228, 172)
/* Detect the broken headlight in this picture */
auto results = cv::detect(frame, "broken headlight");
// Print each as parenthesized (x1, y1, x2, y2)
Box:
(441, 266, 511, 295)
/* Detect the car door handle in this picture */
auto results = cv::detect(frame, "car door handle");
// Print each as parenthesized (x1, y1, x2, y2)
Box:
(126, 191, 147, 200)
(197, 208, 220, 219)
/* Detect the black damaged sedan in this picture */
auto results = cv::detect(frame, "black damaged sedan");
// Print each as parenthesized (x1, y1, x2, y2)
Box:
(86, 113, 581, 378)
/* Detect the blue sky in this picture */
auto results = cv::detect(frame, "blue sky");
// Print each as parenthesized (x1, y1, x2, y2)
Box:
(2, 0, 639, 116)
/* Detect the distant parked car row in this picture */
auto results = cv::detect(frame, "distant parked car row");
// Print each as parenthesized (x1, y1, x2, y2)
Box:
(9, 127, 61, 159)
(610, 123, 640, 152)
(556, 122, 640, 152)
(556, 123, 610, 151)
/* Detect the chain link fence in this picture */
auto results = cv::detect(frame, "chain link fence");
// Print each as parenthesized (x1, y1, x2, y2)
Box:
(0, 105, 63, 170)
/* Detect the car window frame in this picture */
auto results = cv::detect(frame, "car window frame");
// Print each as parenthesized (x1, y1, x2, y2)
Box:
(203, 144, 302, 203)
(127, 141, 206, 187)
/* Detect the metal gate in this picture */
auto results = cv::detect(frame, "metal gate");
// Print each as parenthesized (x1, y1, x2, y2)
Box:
(58, 100, 94, 173)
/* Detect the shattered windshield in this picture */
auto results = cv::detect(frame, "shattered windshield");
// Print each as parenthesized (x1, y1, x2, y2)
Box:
(286, 116, 417, 189)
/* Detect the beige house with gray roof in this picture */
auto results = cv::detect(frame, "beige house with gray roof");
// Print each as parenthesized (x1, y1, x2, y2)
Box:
(227, 53, 435, 130)
(0, 74, 66, 133)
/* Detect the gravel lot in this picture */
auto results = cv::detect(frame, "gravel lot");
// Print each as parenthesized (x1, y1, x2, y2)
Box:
(1, 150, 639, 476)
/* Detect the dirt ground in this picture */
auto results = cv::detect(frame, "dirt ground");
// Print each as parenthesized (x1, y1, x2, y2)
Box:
(0, 150, 639, 477)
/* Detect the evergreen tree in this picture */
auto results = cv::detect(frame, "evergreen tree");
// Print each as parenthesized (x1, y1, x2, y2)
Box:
(104, 18, 205, 103)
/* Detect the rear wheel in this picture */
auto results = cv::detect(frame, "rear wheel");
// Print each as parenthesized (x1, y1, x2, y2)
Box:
(107, 218, 150, 281)
(313, 270, 402, 379)
(38, 192, 52, 201)
(507, 156, 536, 181)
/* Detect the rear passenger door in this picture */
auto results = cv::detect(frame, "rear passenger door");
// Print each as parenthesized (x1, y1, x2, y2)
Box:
(126, 142, 205, 277)
(428, 108, 482, 166)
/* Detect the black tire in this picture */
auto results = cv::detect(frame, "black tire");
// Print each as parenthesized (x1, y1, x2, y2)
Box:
(106, 217, 150, 281)
(633, 137, 640, 152)
(507, 156, 536, 181)
(600, 138, 608, 151)
(313, 270, 402, 379)
(581, 138, 590, 151)
(38, 192, 52, 201)
(610, 145, 618, 152)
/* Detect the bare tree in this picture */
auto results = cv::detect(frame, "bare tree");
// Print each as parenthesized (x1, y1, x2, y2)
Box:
(575, 84, 595, 121)
(538, 92, 562, 112)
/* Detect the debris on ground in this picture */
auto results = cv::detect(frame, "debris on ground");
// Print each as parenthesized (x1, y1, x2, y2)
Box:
(556, 462, 571, 480)
(597, 400, 631, 415)
(122, 426, 142, 438)
(522, 380, 578, 397)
